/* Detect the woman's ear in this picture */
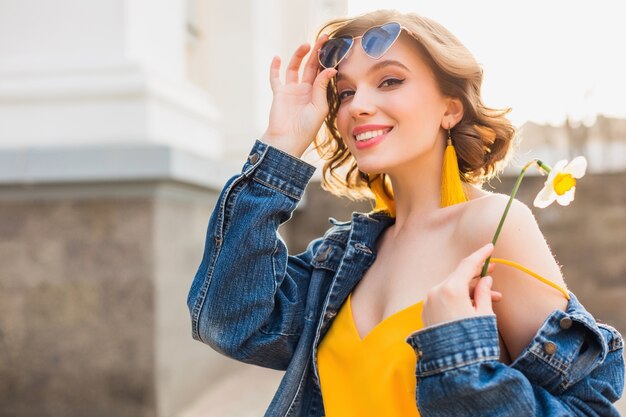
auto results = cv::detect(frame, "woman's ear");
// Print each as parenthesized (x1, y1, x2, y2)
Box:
(442, 97, 464, 128)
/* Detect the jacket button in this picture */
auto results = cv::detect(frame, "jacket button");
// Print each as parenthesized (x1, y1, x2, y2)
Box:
(316, 246, 332, 262)
(416, 349, 423, 361)
(543, 341, 557, 355)
(559, 317, 573, 329)
(248, 153, 260, 164)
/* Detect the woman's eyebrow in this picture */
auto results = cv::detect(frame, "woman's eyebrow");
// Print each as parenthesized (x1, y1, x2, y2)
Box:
(336, 60, 411, 82)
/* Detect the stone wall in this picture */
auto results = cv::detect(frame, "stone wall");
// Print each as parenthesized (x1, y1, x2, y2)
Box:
(0, 182, 229, 417)
(0, 189, 155, 416)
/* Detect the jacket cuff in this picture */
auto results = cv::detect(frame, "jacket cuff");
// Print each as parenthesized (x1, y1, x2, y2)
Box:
(241, 139, 316, 200)
(404, 315, 501, 377)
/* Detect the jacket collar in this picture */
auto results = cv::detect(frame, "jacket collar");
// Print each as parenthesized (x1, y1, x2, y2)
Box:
(346, 210, 395, 251)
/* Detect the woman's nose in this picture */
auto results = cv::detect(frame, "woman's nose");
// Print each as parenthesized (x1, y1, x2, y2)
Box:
(347, 89, 376, 118)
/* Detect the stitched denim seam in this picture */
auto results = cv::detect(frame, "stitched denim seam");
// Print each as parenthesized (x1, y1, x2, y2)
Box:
(285, 365, 310, 417)
(597, 323, 624, 352)
(529, 346, 568, 374)
(417, 355, 501, 377)
(252, 176, 302, 200)
(324, 234, 348, 245)
(607, 339, 623, 353)
(258, 238, 300, 338)
(258, 327, 300, 337)
(191, 175, 245, 342)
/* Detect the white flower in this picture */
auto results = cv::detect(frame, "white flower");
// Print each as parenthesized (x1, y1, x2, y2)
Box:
(533, 156, 587, 208)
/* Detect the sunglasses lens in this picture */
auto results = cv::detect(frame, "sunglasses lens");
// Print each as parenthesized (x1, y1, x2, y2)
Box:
(318, 37, 353, 69)
(362, 22, 402, 59)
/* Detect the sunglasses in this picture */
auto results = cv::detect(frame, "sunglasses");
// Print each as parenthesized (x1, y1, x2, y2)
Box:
(318, 22, 410, 70)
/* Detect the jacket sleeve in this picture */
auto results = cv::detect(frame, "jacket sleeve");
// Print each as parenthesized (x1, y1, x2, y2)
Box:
(405, 313, 625, 416)
(186, 139, 322, 370)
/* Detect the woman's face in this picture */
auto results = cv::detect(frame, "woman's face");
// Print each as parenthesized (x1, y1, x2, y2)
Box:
(334, 33, 449, 175)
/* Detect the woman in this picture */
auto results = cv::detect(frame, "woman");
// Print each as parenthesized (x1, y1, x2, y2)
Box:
(187, 9, 624, 416)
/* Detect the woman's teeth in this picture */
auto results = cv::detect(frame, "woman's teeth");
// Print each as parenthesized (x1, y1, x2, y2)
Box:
(355, 128, 391, 141)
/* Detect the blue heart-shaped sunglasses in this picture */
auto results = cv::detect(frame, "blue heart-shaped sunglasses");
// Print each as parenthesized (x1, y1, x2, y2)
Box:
(317, 22, 410, 69)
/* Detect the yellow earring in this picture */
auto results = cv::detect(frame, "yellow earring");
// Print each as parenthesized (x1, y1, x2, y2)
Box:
(370, 174, 396, 216)
(440, 125, 468, 207)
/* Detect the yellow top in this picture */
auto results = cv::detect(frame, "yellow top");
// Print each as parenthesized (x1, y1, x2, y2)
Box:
(318, 291, 425, 416)
(316, 258, 570, 416)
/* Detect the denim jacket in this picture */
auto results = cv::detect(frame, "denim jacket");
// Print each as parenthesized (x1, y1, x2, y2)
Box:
(187, 139, 625, 417)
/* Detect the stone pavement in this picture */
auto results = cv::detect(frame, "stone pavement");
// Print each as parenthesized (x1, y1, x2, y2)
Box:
(174, 366, 283, 417)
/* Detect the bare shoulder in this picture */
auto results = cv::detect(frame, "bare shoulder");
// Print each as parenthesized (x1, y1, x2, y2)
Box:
(461, 191, 565, 286)
(459, 191, 570, 362)
(458, 191, 533, 251)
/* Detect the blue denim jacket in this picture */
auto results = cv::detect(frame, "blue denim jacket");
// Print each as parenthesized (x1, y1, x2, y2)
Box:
(187, 139, 625, 417)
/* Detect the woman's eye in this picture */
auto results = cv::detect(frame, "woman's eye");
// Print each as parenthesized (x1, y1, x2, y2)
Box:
(338, 90, 353, 101)
(337, 78, 404, 103)
(380, 78, 404, 87)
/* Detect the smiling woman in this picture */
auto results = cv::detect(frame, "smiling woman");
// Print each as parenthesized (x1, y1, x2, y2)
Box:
(313, 17, 514, 221)
(187, 7, 624, 417)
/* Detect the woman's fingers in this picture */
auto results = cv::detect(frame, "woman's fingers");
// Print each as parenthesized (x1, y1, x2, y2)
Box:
(302, 34, 328, 85)
(271, 34, 331, 90)
(312, 67, 337, 110)
(474, 275, 496, 314)
(468, 261, 495, 291)
(470, 287, 502, 301)
(423, 244, 501, 327)
(285, 43, 311, 84)
(468, 259, 500, 306)
(269, 56, 282, 92)
(456, 243, 494, 282)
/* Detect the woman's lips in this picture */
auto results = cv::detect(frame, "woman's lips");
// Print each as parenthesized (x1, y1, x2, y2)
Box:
(354, 127, 392, 140)
(354, 127, 393, 150)
(352, 124, 394, 137)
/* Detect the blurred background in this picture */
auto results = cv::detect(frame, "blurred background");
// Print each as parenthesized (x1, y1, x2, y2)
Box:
(0, 0, 624, 416)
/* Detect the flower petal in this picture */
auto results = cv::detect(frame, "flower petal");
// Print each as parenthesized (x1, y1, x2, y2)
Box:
(552, 159, 569, 173)
(556, 186, 576, 206)
(545, 159, 566, 184)
(564, 156, 587, 178)
(533, 184, 557, 208)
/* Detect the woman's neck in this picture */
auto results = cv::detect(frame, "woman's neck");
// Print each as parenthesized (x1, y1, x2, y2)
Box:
(385, 149, 483, 234)
(386, 140, 445, 231)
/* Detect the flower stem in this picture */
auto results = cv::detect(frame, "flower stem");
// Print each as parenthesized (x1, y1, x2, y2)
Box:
(536, 160, 552, 174)
(480, 159, 550, 277)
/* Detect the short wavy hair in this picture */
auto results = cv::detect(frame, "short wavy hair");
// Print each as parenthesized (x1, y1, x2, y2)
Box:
(310, 9, 517, 215)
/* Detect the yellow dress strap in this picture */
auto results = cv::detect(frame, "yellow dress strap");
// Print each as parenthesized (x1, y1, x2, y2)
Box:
(489, 258, 570, 300)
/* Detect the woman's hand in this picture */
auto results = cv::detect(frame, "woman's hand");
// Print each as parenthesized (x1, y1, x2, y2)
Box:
(421, 243, 503, 329)
(261, 34, 338, 158)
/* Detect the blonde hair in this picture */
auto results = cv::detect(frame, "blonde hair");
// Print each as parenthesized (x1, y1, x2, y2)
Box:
(310, 9, 517, 214)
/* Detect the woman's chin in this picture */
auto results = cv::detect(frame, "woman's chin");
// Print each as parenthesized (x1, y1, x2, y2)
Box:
(356, 165, 387, 177)
(355, 156, 388, 171)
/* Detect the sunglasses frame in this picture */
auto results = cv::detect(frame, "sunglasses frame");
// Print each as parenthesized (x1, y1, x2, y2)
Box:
(317, 21, 410, 70)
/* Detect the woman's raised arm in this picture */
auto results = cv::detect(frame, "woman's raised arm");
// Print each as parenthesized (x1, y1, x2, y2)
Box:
(187, 37, 336, 370)
(261, 34, 337, 158)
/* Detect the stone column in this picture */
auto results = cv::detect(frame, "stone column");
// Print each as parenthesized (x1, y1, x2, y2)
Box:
(0, 0, 348, 416)
(0, 1, 223, 416)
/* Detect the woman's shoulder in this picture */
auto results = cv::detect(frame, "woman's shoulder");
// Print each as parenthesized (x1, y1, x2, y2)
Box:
(460, 189, 564, 284)
(460, 189, 571, 362)
(458, 190, 536, 249)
